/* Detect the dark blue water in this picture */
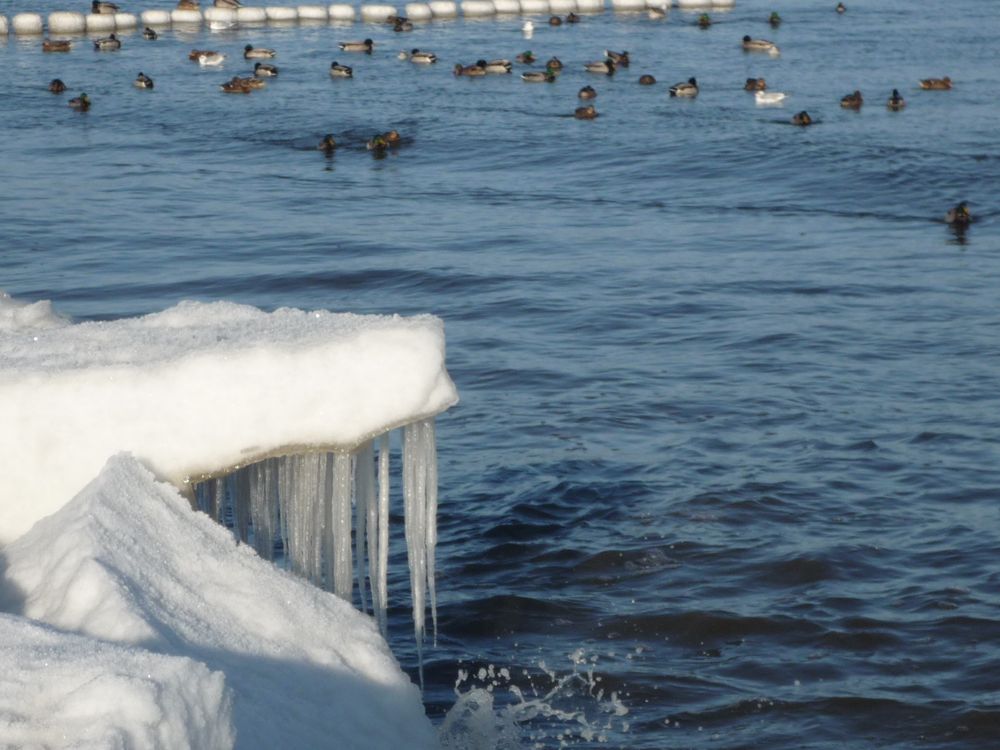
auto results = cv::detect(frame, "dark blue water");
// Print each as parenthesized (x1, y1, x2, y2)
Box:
(2, 0, 999, 746)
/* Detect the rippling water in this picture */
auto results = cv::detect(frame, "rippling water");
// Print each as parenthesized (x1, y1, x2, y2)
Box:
(2, 0, 999, 746)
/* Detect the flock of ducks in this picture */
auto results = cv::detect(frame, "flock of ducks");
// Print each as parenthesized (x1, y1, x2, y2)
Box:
(35, 1, 973, 225)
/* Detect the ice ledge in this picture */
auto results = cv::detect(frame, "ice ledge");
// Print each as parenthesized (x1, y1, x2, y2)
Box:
(0, 299, 458, 545)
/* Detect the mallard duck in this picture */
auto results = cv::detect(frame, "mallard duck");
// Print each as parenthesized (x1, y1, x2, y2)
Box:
(578, 85, 596, 99)
(189, 49, 214, 60)
(94, 34, 122, 51)
(836, 2, 846, 12)
(791, 110, 812, 125)
(548, 15, 562, 26)
(546, 57, 563, 71)
(887, 88, 905, 110)
(945, 201, 971, 227)
(133, 72, 154, 88)
(42, 39, 72, 52)
(574, 104, 598, 119)
(394, 19, 413, 32)
(516, 51, 535, 64)
(742, 35, 779, 54)
(244, 44, 276, 59)
(745, 77, 767, 91)
(638, 74, 656, 85)
(755, 90, 785, 105)
(383, 129, 401, 145)
(318, 134, 337, 152)
(143, 26, 158, 39)
(840, 90, 863, 108)
(68, 92, 91, 110)
(220, 77, 252, 93)
(585, 59, 615, 75)
(385, 13, 404, 23)
(521, 68, 556, 82)
(214, 0, 241, 8)
(254, 62, 279, 77)
(919, 77, 952, 90)
(481, 59, 512, 74)
(698, 13, 712, 28)
(769, 11, 781, 27)
(339, 39, 374, 53)
(198, 52, 226, 66)
(176, 0, 199, 9)
(408, 49, 437, 64)
(49, 78, 67, 93)
(669, 77, 698, 97)
(367, 134, 389, 153)
(566, 12, 580, 22)
(329, 61, 353, 78)
(92, 1, 119, 14)
(454, 62, 487, 76)
(605, 50, 629, 68)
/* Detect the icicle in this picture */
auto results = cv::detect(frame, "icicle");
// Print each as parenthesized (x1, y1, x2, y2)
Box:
(233, 466, 251, 544)
(212, 477, 225, 525)
(424, 419, 439, 647)
(277, 456, 291, 561)
(376, 432, 391, 637)
(354, 442, 374, 615)
(323, 451, 336, 595)
(403, 422, 428, 686)
(249, 461, 277, 560)
(332, 452, 353, 601)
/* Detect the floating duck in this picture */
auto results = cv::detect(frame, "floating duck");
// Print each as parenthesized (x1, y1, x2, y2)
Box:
(214, 0, 241, 8)
(791, 110, 812, 126)
(189, 49, 214, 60)
(318, 134, 337, 153)
(745, 77, 767, 91)
(142, 26, 158, 39)
(133, 72, 154, 89)
(384, 129, 401, 145)
(329, 61, 353, 78)
(742, 35, 779, 54)
(549, 15, 561, 26)
(394, 19, 413, 32)
(836, 2, 846, 12)
(176, 0, 199, 8)
(585, 59, 615, 75)
(574, 105, 598, 119)
(769, 11, 781, 27)
(566, 12, 580, 23)
(648, 6, 666, 19)
(669, 77, 698, 97)
(605, 50, 629, 68)
(516, 51, 536, 64)
(220, 76, 252, 93)
(578, 85, 596, 99)
(887, 88, 906, 110)
(840, 90, 863, 108)
(698, 13, 711, 28)
(339, 39, 374, 53)
(945, 201, 971, 227)
(546, 57, 563, 71)
(521, 68, 556, 83)
(919, 77, 952, 90)
(385, 13, 404, 23)
(454, 62, 487, 77)
(638, 74, 656, 85)
(254, 62, 279, 77)
(49, 78, 67, 93)
(244, 44, 276, 59)
(407, 49, 438, 64)
(68, 92, 90, 110)
(94, 34, 122, 51)
(92, 1, 119, 14)
(755, 90, 786, 105)
(367, 132, 399, 153)
(481, 59, 512, 74)
(42, 39, 72, 52)
(198, 52, 226, 66)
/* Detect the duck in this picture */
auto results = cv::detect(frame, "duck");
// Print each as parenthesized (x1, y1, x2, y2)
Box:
(92, 1, 119, 14)
(578, 84, 597, 99)
(669, 77, 698, 97)
(836, 2, 846, 12)
(198, 52, 226, 66)
(244, 44, 276, 59)
(566, 12, 580, 22)
(454, 62, 487, 76)
(176, 0, 199, 8)
(648, 6, 666, 19)
(383, 129, 401, 146)
(367, 134, 389, 153)
(545, 57, 563, 71)
(755, 90, 786, 105)
(697, 13, 712, 28)
(585, 59, 615, 75)
(189, 49, 215, 60)
(142, 26, 158, 39)
(919, 76, 952, 90)
(605, 49, 629, 68)
(516, 51, 535, 64)
(42, 39, 72, 52)
(68, 92, 91, 110)
(481, 59, 512, 74)
(840, 90, 863, 108)
(318, 134, 337, 153)
(220, 76, 252, 93)
(407, 49, 438, 64)
(329, 61, 353, 78)
(94, 34, 122, 51)
(791, 110, 812, 126)
(394, 19, 413, 32)
(49, 78, 67, 93)
(385, 14, 404, 23)
(945, 201, 971, 227)
(574, 105, 598, 119)
(214, 0, 241, 7)
(887, 88, 905, 110)
(742, 35, 779, 54)
(744, 77, 767, 91)
(638, 74, 656, 85)
(133, 72, 154, 88)
(254, 62, 279, 77)
(769, 11, 781, 27)
(521, 68, 556, 82)
(549, 15, 562, 26)
(339, 39, 374, 53)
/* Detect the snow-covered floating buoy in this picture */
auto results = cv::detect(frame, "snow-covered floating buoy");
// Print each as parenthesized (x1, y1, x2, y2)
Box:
(493, 0, 520, 12)
(171, 8, 203, 24)
(405, 3, 433, 20)
(328, 3, 356, 20)
(462, 0, 496, 16)
(520, 0, 550, 13)
(140, 9, 172, 26)
(576, 0, 604, 11)
(298, 4, 329, 20)
(0, 15, 8, 35)
(13, 13, 45, 34)
(360, 3, 396, 21)
(611, 0, 645, 10)
(237, 6, 268, 22)
(114, 12, 138, 28)
(265, 6, 299, 21)
(712, 0, 735, 6)
(86, 12, 117, 31)
(48, 11, 87, 34)
(549, 0, 577, 13)
(676, 0, 711, 7)
(204, 6, 237, 23)
(429, 0, 458, 16)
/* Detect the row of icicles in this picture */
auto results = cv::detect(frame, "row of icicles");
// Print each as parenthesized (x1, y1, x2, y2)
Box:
(192, 418, 438, 673)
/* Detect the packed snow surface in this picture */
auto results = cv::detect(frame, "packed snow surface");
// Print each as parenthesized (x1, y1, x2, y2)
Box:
(0, 295, 458, 544)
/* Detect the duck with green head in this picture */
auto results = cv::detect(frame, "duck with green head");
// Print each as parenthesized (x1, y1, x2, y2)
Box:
(68, 93, 91, 111)
(945, 201, 971, 227)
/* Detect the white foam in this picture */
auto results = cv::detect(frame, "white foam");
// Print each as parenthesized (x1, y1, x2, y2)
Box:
(0, 295, 457, 545)
(48, 11, 87, 33)
(12, 13, 44, 34)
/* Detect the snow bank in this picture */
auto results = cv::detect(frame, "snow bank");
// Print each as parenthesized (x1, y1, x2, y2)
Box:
(0, 614, 234, 749)
(0, 295, 458, 545)
(2, 454, 438, 749)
